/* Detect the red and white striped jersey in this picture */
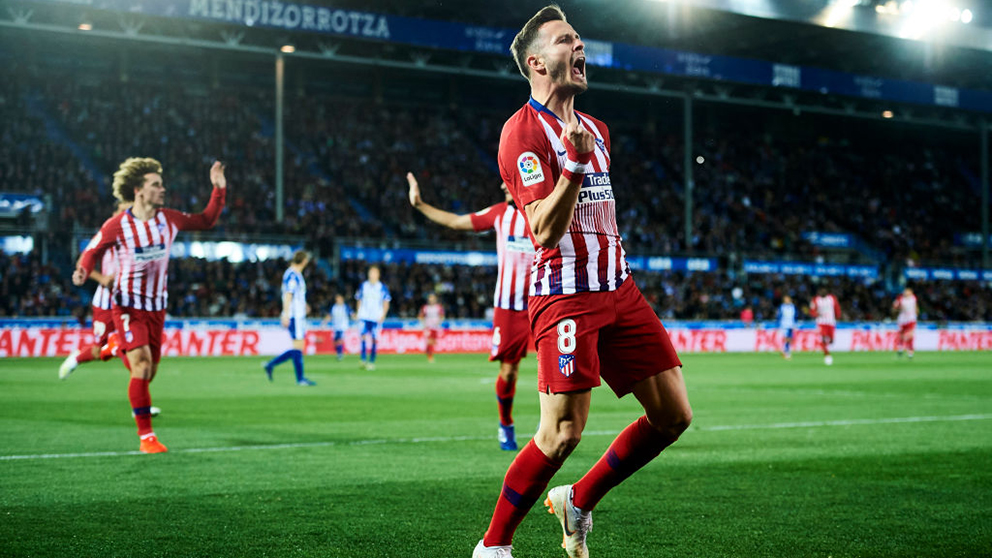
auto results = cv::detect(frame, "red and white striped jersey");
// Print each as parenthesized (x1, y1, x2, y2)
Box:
(811, 295, 840, 326)
(499, 98, 629, 296)
(420, 303, 444, 330)
(470, 201, 534, 311)
(894, 293, 918, 325)
(91, 248, 118, 311)
(78, 188, 225, 312)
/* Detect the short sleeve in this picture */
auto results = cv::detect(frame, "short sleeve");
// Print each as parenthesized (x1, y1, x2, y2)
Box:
(470, 202, 507, 232)
(499, 116, 556, 208)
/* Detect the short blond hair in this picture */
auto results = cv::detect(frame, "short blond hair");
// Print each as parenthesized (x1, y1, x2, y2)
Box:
(510, 5, 567, 81)
(112, 157, 162, 202)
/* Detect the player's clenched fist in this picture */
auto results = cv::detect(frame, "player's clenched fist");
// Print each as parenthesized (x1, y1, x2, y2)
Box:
(561, 122, 595, 157)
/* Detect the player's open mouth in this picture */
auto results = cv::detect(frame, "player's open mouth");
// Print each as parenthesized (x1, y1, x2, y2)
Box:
(572, 57, 586, 79)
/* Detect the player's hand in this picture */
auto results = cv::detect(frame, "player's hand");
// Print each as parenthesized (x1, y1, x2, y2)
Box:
(406, 172, 422, 208)
(280, 314, 290, 328)
(210, 160, 227, 189)
(72, 267, 87, 286)
(560, 122, 595, 157)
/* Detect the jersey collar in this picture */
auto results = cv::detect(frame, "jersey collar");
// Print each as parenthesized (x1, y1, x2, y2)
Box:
(528, 97, 583, 126)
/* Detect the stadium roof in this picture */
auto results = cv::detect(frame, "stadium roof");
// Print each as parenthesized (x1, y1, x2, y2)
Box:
(309, 0, 992, 92)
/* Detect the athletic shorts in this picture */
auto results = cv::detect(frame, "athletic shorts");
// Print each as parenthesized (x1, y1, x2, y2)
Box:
(361, 320, 380, 340)
(898, 322, 916, 335)
(287, 317, 306, 341)
(334, 330, 345, 342)
(91, 305, 116, 346)
(529, 278, 682, 397)
(113, 306, 166, 364)
(490, 307, 530, 365)
(818, 324, 836, 341)
(781, 328, 794, 340)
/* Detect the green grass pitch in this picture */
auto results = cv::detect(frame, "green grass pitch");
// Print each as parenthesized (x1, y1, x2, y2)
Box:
(1, 352, 990, 557)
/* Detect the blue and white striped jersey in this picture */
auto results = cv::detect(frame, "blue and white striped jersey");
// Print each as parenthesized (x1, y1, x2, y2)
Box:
(356, 281, 390, 322)
(281, 268, 307, 321)
(778, 302, 796, 329)
(330, 302, 350, 332)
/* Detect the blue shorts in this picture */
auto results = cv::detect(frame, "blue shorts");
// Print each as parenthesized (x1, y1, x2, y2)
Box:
(360, 320, 380, 340)
(334, 330, 344, 342)
(781, 328, 794, 340)
(288, 317, 306, 341)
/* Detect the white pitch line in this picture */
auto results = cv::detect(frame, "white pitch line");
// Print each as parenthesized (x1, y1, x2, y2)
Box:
(2, 414, 991, 462)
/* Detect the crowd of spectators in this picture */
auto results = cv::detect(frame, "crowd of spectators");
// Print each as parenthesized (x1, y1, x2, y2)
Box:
(2, 66, 989, 322)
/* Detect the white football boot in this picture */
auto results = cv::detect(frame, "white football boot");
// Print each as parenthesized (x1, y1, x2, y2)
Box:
(545, 485, 592, 558)
(472, 539, 512, 557)
(58, 351, 81, 380)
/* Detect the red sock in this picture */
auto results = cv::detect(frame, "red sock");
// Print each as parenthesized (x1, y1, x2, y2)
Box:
(822, 340, 831, 356)
(483, 440, 562, 547)
(128, 378, 154, 437)
(76, 345, 98, 364)
(495, 375, 516, 426)
(907, 337, 914, 352)
(426, 344, 434, 359)
(572, 416, 676, 511)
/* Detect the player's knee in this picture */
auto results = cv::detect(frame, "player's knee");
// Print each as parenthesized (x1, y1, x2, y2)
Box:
(648, 407, 692, 440)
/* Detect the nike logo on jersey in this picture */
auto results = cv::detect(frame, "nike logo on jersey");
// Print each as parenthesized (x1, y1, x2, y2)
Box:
(557, 150, 567, 157)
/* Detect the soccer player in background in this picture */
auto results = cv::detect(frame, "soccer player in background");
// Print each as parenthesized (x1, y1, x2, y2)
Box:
(408, 173, 534, 451)
(810, 287, 841, 366)
(419, 293, 445, 363)
(324, 293, 351, 361)
(59, 200, 132, 380)
(893, 286, 917, 358)
(356, 265, 390, 371)
(778, 295, 797, 359)
(263, 250, 316, 386)
(473, 6, 692, 557)
(73, 157, 226, 453)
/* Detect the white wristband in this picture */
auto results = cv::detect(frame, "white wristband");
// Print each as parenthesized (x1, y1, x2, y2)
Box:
(564, 158, 591, 175)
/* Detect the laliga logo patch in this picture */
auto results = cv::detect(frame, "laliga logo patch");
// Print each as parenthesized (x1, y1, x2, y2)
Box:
(86, 232, 102, 251)
(517, 152, 545, 187)
(558, 354, 575, 377)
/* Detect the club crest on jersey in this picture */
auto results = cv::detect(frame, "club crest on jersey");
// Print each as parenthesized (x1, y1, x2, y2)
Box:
(125, 331, 134, 343)
(156, 222, 167, 234)
(517, 152, 545, 187)
(558, 354, 576, 377)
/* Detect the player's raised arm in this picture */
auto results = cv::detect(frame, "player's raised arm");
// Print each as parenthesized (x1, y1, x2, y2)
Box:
(164, 161, 227, 231)
(406, 172, 475, 231)
(522, 122, 595, 248)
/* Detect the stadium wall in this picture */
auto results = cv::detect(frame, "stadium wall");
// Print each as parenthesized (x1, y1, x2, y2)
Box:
(0, 320, 989, 357)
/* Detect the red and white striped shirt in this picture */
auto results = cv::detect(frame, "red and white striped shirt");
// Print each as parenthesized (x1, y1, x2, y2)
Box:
(894, 293, 918, 325)
(499, 98, 629, 296)
(420, 303, 444, 330)
(78, 188, 225, 312)
(91, 248, 118, 311)
(811, 295, 840, 326)
(470, 201, 534, 311)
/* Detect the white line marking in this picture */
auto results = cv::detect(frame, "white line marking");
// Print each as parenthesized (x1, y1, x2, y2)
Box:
(2, 414, 990, 461)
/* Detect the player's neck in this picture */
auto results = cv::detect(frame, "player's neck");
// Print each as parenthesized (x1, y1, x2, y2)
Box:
(130, 200, 157, 221)
(532, 86, 577, 125)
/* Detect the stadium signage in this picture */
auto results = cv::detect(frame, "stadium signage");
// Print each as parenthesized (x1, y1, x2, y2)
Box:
(2, 320, 990, 356)
(189, 0, 390, 38)
(0, 193, 45, 218)
(19, 0, 992, 114)
(801, 232, 854, 248)
(955, 233, 992, 248)
(743, 260, 878, 279)
(903, 267, 992, 282)
(625, 256, 717, 273)
(75, 238, 300, 262)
